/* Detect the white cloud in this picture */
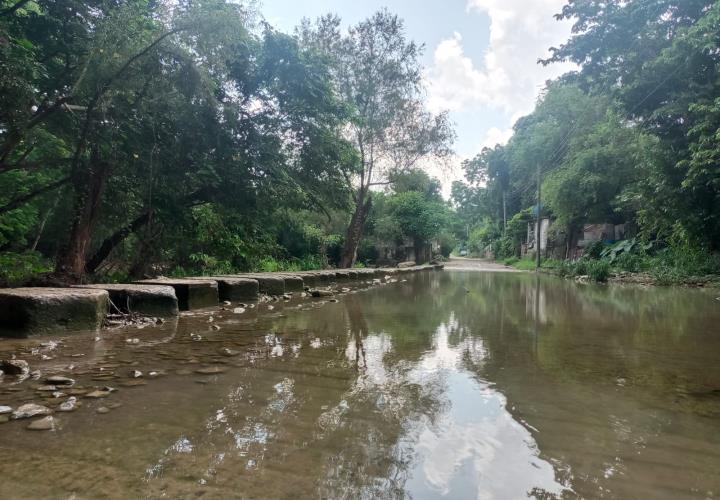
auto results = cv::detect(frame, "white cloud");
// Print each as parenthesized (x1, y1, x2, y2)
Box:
(426, 0, 575, 119)
(480, 126, 513, 149)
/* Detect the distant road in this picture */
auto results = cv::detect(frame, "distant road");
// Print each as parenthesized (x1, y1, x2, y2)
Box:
(445, 256, 523, 272)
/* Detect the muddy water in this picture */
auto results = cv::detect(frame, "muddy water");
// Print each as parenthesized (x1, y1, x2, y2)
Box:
(1, 272, 720, 499)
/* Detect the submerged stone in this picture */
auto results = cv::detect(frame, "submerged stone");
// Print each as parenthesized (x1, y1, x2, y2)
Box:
(44, 375, 75, 386)
(0, 288, 108, 338)
(0, 359, 29, 376)
(12, 403, 52, 420)
(57, 397, 78, 412)
(85, 390, 112, 399)
(27, 416, 56, 431)
(0, 405, 13, 414)
(194, 366, 228, 375)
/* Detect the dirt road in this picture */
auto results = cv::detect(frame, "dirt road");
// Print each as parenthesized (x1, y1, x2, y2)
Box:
(444, 256, 523, 272)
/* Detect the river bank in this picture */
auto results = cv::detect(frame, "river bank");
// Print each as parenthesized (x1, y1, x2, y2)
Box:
(0, 265, 443, 338)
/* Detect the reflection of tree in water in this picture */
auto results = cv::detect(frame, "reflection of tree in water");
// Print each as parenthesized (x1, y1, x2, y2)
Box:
(451, 272, 720, 498)
(314, 284, 453, 498)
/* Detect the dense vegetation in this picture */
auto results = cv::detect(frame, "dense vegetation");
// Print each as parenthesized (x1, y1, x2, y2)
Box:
(0, 0, 455, 284)
(452, 0, 720, 284)
(4, 0, 719, 287)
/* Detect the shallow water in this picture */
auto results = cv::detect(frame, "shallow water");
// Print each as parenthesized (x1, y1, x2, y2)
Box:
(1, 271, 719, 499)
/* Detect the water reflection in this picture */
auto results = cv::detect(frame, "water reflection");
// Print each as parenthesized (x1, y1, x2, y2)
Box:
(0, 271, 719, 498)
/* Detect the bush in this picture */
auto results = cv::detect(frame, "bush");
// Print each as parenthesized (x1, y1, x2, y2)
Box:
(492, 236, 516, 259)
(587, 259, 611, 282)
(0, 251, 53, 285)
(584, 240, 605, 259)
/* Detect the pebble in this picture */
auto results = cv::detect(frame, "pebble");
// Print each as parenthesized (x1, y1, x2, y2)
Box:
(12, 403, 52, 420)
(45, 375, 75, 386)
(211, 325, 221, 331)
(96, 406, 110, 414)
(129, 370, 143, 378)
(120, 379, 147, 387)
(0, 405, 13, 415)
(194, 366, 228, 375)
(58, 397, 78, 412)
(27, 416, 56, 431)
(126, 338, 140, 345)
(85, 389, 113, 398)
(35, 385, 58, 392)
(233, 307, 246, 314)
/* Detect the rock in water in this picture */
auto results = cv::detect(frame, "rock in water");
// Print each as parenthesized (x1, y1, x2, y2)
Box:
(27, 416, 56, 431)
(12, 403, 52, 420)
(84, 390, 111, 398)
(0, 405, 13, 415)
(0, 359, 29, 376)
(44, 375, 75, 386)
(96, 406, 110, 414)
(310, 289, 334, 298)
(58, 397, 78, 412)
(194, 366, 227, 375)
(129, 370, 143, 378)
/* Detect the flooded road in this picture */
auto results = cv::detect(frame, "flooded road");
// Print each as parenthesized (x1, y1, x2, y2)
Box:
(1, 271, 720, 499)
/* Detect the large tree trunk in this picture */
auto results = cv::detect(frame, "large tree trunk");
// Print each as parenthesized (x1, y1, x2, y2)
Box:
(339, 190, 371, 268)
(55, 161, 110, 278)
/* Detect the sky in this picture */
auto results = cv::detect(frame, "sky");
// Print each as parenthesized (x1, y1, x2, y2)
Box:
(260, 0, 576, 195)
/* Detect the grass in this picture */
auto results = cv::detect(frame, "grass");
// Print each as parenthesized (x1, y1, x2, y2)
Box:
(499, 243, 720, 286)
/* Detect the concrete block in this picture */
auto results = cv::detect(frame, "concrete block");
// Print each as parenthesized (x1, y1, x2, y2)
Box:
(274, 274, 304, 292)
(191, 277, 259, 301)
(242, 275, 284, 296)
(0, 288, 108, 338)
(77, 284, 178, 317)
(134, 279, 218, 311)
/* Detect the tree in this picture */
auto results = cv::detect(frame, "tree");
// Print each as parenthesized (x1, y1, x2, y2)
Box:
(299, 10, 454, 267)
(544, 0, 720, 248)
(0, 0, 358, 280)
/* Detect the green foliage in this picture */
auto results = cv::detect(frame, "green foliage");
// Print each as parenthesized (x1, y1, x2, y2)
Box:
(586, 260, 611, 283)
(0, 251, 52, 285)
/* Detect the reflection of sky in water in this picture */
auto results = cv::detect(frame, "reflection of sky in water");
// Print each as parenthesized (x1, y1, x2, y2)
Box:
(353, 316, 568, 499)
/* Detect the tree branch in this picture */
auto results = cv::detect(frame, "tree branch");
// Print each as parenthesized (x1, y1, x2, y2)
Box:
(0, 176, 70, 214)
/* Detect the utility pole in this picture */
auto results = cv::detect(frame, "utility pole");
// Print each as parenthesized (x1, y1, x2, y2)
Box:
(502, 190, 507, 233)
(536, 163, 542, 271)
